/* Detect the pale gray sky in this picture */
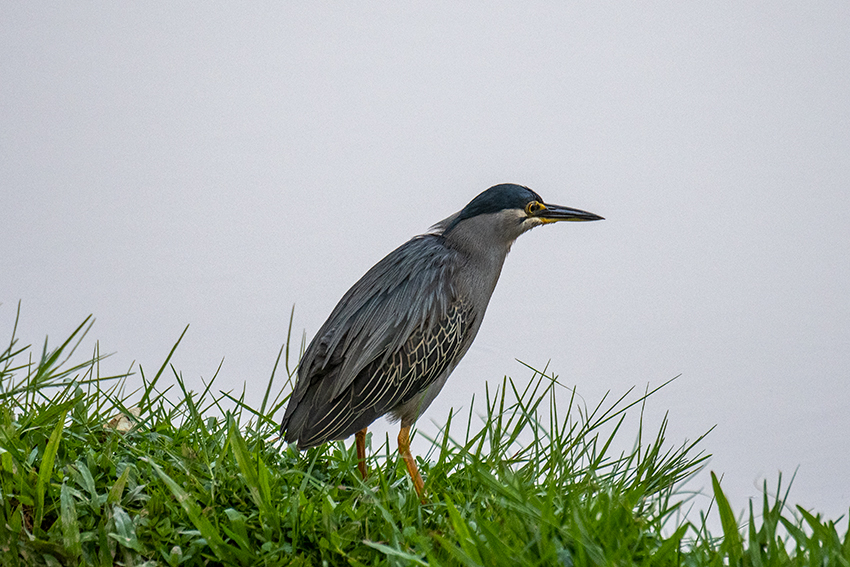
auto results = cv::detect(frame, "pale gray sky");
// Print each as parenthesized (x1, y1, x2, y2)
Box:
(2, 3, 849, 524)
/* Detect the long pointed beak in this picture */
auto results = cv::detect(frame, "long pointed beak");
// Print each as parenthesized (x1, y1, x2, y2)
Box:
(536, 203, 604, 223)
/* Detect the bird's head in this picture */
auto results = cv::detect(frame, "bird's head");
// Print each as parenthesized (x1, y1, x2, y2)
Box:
(437, 184, 603, 245)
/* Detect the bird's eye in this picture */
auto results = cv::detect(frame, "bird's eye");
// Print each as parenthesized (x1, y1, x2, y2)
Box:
(525, 201, 544, 215)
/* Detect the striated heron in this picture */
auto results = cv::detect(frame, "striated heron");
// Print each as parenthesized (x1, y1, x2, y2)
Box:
(280, 183, 603, 497)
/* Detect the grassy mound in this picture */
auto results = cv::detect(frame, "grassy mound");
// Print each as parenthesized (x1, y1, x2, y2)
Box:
(0, 312, 847, 566)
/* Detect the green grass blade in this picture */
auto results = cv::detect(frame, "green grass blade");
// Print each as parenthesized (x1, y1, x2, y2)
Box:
(363, 541, 429, 565)
(107, 465, 131, 505)
(59, 481, 82, 558)
(138, 325, 188, 410)
(711, 471, 743, 563)
(109, 504, 142, 553)
(35, 408, 67, 529)
(227, 418, 272, 519)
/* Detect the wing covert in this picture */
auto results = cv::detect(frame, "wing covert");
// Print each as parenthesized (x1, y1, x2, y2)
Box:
(349, 298, 472, 414)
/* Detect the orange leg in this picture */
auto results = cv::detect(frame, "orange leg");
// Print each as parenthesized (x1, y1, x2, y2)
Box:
(398, 425, 425, 501)
(355, 428, 368, 480)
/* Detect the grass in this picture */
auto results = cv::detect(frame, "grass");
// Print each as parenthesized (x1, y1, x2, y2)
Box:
(0, 309, 848, 566)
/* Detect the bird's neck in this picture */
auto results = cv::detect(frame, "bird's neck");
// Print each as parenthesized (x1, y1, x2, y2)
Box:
(443, 218, 515, 304)
(443, 215, 516, 263)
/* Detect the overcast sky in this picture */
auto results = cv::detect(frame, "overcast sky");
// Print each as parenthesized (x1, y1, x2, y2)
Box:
(2, 3, 849, 525)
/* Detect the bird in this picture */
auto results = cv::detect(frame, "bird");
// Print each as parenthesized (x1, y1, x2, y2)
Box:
(280, 183, 603, 497)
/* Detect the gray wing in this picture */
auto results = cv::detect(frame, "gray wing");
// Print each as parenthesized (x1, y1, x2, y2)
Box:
(281, 234, 474, 448)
